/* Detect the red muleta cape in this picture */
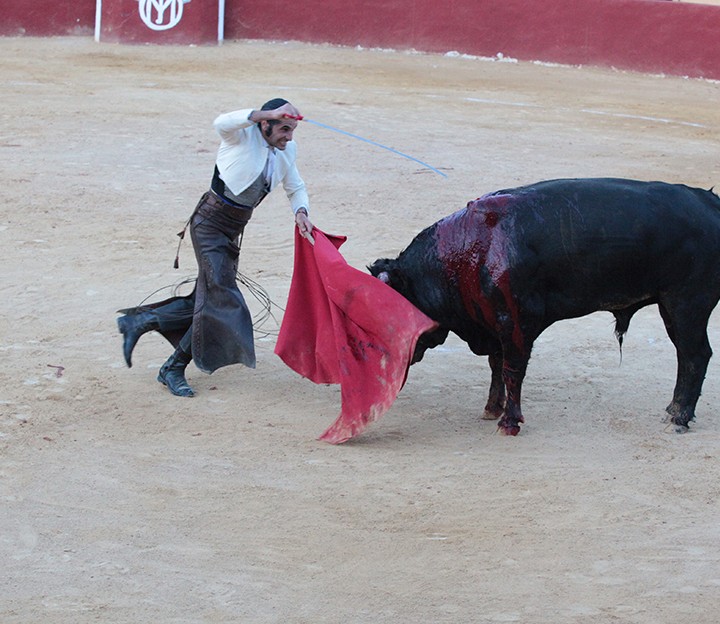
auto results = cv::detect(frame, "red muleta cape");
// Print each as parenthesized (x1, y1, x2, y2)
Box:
(275, 229, 438, 443)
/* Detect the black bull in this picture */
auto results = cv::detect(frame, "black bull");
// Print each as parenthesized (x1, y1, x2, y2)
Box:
(368, 178, 720, 435)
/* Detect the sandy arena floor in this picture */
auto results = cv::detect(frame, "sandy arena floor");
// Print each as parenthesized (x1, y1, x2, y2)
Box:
(1, 36, 720, 623)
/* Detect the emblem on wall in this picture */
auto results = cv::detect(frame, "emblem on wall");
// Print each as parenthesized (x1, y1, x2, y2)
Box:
(138, 0, 192, 31)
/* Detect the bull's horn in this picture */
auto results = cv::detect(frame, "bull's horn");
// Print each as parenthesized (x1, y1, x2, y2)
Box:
(378, 271, 390, 283)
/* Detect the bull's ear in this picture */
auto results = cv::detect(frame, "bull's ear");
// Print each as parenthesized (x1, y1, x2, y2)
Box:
(367, 258, 392, 278)
(368, 259, 394, 285)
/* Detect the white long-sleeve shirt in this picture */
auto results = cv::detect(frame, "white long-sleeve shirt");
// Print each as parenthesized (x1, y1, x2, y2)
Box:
(213, 109, 310, 215)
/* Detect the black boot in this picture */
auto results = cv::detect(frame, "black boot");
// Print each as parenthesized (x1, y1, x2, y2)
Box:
(117, 309, 159, 368)
(117, 297, 195, 368)
(157, 348, 195, 397)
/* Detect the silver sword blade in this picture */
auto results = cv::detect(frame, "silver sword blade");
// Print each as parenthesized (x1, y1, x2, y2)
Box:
(300, 118, 448, 178)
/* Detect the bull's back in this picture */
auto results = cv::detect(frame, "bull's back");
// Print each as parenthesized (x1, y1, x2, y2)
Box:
(438, 178, 720, 320)
(518, 177, 716, 258)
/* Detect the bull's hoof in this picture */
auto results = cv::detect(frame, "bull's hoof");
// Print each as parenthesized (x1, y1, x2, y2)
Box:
(664, 405, 694, 432)
(664, 402, 681, 420)
(497, 424, 521, 436)
(497, 412, 523, 436)
(482, 408, 502, 421)
(668, 416, 691, 434)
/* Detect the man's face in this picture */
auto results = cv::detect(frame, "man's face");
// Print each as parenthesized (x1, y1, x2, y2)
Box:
(261, 119, 297, 150)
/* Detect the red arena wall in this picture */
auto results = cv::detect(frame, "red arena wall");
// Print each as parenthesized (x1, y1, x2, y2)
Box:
(97, 0, 221, 45)
(2, 0, 719, 80)
(2, 0, 95, 37)
(225, 0, 720, 81)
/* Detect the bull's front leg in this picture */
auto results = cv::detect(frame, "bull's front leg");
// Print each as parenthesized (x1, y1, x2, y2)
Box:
(482, 350, 505, 420)
(496, 347, 532, 436)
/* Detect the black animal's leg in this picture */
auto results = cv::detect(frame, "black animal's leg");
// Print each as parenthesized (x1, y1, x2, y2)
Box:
(496, 346, 531, 436)
(482, 349, 506, 420)
(658, 304, 681, 420)
(658, 302, 713, 431)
